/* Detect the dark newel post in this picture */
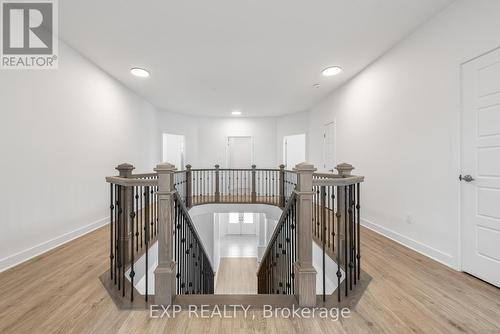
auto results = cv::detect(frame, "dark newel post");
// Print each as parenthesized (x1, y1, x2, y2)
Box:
(186, 164, 192, 208)
(116, 163, 135, 265)
(279, 164, 285, 208)
(154, 163, 176, 305)
(251, 164, 257, 203)
(215, 164, 220, 203)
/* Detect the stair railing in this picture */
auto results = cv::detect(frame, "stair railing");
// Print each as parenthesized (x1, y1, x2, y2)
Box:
(312, 163, 364, 302)
(173, 191, 215, 294)
(105, 164, 159, 303)
(257, 192, 298, 294)
(105, 161, 362, 307)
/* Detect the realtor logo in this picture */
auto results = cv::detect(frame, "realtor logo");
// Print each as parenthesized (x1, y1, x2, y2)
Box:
(1, 0, 58, 69)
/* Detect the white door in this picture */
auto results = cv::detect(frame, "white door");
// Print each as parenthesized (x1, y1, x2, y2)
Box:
(461, 48, 500, 287)
(226, 213, 256, 235)
(227, 136, 253, 168)
(323, 122, 336, 171)
(162, 133, 185, 169)
(283, 134, 306, 169)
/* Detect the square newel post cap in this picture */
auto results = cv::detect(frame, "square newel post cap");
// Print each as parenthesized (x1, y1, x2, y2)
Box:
(293, 162, 317, 173)
(154, 162, 177, 174)
(335, 163, 355, 176)
(116, 163, 135, 177)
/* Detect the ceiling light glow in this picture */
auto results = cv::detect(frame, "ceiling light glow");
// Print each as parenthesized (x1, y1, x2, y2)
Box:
(130, 68, 150, 78)
(322, 66, 342, 77)
(231, 111, 242, 116)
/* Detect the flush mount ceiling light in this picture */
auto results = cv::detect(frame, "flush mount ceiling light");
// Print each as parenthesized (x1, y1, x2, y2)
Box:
(231, 110, 242, 116)
(130, 68, 150, 78)
(322, 66, 342, 77)
(313, 83, 321, 88)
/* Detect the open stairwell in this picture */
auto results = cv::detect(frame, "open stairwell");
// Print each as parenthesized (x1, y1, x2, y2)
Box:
(105, 162, 364, 307)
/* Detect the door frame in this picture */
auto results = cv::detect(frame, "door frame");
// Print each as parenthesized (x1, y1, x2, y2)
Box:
(323, 120, 336, 171)
(225, 136, 254, 168)
(161, 132, 185, 169)
(458, 45, 500, 272)
(282, 133, 307, 169)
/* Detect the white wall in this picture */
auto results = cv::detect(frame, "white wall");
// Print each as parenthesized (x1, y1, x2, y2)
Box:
(162, 133, 185, 169)
(191, 213, 215, 265)
(157, 110, 199, 168)
(197, 117, 277, 168)
(0, 41, 159, 271)
(283, 134, 306, 170)
(276, 111, 309, 166)
(157, 112, 278, 168)
(156, 110, 313, 170)
(305, 0, 500, 269)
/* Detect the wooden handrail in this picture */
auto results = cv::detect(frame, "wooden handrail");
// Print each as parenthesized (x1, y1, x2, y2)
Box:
(129, 172, 158, 179)
(313, 175, 364, 187)
(105, 176, 158, 187)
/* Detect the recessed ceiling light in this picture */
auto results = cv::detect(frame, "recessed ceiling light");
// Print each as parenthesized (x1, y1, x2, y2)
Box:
(130, 68, 150, 78)
(232, 110, 242, 116)
(322, 66, 342, 77)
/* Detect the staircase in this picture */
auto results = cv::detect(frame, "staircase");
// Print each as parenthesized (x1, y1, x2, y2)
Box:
(105, 162, 364, 307)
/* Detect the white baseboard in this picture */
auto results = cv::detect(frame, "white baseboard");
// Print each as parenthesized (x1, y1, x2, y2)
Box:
(361, 217, 456, 269)
(0, 217, 109, 273)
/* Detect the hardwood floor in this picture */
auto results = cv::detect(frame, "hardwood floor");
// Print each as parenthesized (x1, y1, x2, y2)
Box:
(0, 225, 499, 333)
(215, 258, 258, 294)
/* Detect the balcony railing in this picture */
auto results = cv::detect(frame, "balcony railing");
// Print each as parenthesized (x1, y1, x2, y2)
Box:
(172, 165, 296, 208)
(256, 163, 364, 303)
(105, 162, 363, 307)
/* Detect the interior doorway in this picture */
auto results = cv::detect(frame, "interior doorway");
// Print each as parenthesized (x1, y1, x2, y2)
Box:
(226, 212, 256, 235)
(226, 136, 253, 168)
(283, 134, 306, 169)
(461, 48, 500, 287)
(162, 133, 185, 170)
(323, 121, 336, 171)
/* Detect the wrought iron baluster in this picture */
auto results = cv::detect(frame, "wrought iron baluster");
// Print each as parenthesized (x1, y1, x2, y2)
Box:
(135, 190, 139, 252)
(150, 187, 154, 240)
(351, 184, 357, 286)
(331, 190, 336, 254)
(140, 187, 144, 249)
(349, 185, 354, 291)
(321, 185, 326, 302)
(117, 185, 123, 291)
(144, 185, 150, 302)
(110, 184, 114, 280)
(155, 186, 159, 236)
(357, 183, 361, 281)
(344, 186, 348, 298)
(130, 187, 136, 302)
(336, 186, 342, 302)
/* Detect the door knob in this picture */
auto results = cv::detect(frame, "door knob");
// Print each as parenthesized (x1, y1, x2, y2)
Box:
(459, 174, 474, 182)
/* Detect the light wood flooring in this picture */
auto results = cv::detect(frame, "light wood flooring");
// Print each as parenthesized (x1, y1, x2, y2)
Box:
(215, 258, 258, 294)
(0, 225, 499, 333)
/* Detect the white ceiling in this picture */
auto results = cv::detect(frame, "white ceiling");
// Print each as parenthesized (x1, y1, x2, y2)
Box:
(59, 0, 453, 117)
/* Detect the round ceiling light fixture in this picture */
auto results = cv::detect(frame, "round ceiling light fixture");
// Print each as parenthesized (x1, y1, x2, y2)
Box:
(130, 68, 150, 78)
(322, 66, 342, 77)
(231, 110, 242, 116)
